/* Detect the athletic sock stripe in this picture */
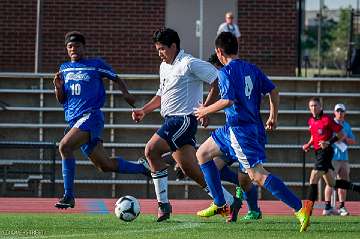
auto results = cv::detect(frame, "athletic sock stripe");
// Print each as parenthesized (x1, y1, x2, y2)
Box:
(151, 169, 168, 179)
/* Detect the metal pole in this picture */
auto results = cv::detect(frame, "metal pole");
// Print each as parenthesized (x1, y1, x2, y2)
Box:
(302, 150, 306, 199)
(199, 0, 204, 60)
(297, 0, 304, 77)
(34, 0, 42, 73)
(317, 0, 324, 76)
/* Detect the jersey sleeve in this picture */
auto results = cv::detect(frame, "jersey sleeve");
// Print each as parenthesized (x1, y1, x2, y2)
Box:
(344, 122, 355, 140)
(329, 117, 343, 133)
(96, 58, 118, 80)
(234, 24, 241, 38)
(255, 66, 275, 95)
(188, 58, 218, 84)
(218, 70, 235, 100)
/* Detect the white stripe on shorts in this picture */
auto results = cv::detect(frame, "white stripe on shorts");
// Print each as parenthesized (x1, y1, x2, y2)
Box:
(229, 127, 250, 168)
(73, 113, 91, 129)
(172, 116, 190, 149)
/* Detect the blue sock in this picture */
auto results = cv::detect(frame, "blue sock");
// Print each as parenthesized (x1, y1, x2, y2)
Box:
(244, 184, 260, 212)
(62, 158, 75, 198)
(200, 160, 226, 206)
(220, 166, 239, 186)
(117, 157, 148, 175)
(263, 174, 302, 211)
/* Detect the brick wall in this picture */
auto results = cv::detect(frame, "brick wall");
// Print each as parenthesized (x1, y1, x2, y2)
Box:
(1, 0, 37, 72)
(1, 0, 297, 75)
(238, 0, 298, 76)
(1, 0, 165, 73)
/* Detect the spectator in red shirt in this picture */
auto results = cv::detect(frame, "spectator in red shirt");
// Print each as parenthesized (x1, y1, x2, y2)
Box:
(302, 97, 360, 215)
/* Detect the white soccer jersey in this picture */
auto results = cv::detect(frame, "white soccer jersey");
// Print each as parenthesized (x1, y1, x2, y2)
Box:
(156, 50, 218, 117)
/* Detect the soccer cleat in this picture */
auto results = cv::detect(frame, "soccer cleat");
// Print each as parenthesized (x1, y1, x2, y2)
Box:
(338, 207, 349, 216)
(241, 210, 262, 220)
(322, 207, 338, 216)
(295, 200, 313, 232)
(137, 157, 151, 177)
(157, 202, 172, 222)
(227, 195, 243, 222)
(55, 195, 75, 209)
(197, 202, 230, 218)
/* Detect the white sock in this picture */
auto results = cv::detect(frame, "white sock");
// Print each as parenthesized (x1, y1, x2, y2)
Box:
(152, 169, 169, 203)
(203, 185, 234, 205)
(222, 186, 234, 205)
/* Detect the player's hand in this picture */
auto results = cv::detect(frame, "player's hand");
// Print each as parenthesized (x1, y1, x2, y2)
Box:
(123, 92, 136, 108)
(53, 72, 63, 89)
(200, 115, 210, 128)
(194, 104, 207, 120)
(302, 143, 311, 152)
(132, 108, 145, 123)
(319, 141, 330, 149)
(265, 117, 277, 131)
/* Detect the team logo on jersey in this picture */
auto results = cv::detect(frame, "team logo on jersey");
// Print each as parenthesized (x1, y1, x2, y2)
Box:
(317, 128, 323, 135)
(65, 71, 90, 82)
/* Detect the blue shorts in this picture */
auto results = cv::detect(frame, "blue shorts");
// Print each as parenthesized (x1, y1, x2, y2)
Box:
(157, 115, 197, 151)
(67, 110, 104, 157)
(212, 124, 265, 172)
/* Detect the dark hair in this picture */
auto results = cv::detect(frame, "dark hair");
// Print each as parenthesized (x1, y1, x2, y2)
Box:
(309, 97, 321, 104)
(152, 28, 180, 50)
(215, 32, 238, 55)
(208, 53, 223, 68)
(65, 31, 86, 46)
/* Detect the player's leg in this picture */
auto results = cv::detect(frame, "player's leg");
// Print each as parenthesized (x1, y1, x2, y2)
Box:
(145, 133, 171, 222)
(322, 169, 337, 215)
(238, 172, 262, 220)
(55, 127, 89, 209)
(87, 143, 150, 176)
(337, 161, 350, 215)
(196, 136, 230, 216)
(172, 146, 238, 220)
(213, 156, 261, 221)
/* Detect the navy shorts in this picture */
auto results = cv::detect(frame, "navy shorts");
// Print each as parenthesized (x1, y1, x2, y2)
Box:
(67, 110, 104, 157)
(157, 115, 197, 151)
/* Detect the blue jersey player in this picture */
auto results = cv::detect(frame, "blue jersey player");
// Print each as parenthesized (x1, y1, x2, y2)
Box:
(53, 31, 150, 209)
(194, 32, 310, 232)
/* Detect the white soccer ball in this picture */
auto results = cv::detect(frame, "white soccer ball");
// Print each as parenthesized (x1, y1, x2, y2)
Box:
(114, 195, 140, 222)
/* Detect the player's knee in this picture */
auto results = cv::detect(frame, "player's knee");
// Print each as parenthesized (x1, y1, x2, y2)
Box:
(195, 148, 209, 164)
(59, 141, 72, 157)
(144, 143, 160, 162)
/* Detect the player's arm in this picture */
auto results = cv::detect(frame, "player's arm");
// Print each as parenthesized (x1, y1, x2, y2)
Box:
(203, 79, 219, 106)
(194, 99, 233, 120)
(132, 95, 161, 123)
(53, 72, 65, 104)
(113, 76, 136, 108)
(265, 88, 279, 131)
(200, 79, 219, 127)
(302, 136, 313, 152)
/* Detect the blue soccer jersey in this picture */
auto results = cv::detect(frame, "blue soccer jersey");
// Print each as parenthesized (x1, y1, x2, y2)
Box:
(218, 59, 275, 126)
(59, 58, 117, 122)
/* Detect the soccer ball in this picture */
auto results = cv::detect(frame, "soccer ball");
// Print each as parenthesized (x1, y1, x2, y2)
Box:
(114, 195, 140, 222)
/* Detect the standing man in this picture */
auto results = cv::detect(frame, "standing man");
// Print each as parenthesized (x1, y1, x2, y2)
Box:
(54, 31, 150, 209)
(194, 32, 309, 232)
(217, 12, 241, 52)
(323, 103, 357, 216)
(132, 28, 240, 222)
(302, 98, 360, 220)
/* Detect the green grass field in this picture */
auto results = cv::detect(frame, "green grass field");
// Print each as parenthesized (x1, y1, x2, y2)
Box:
(0, 213, 359, 239)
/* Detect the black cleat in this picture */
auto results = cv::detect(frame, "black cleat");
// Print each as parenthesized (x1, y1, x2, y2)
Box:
(55, 195, 75, 209)
(157, 202, 172, 222)
(227, 196, 243, 223)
